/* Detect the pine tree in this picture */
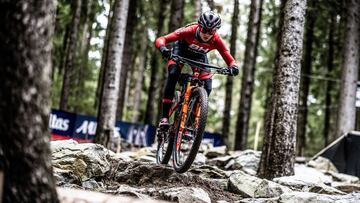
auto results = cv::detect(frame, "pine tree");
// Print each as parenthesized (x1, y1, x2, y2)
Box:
(95, 0, 130, 147)
(222, 0, 239, 148)
(234, 0, 263, 150)
(336, 0, 360, 137)
(258, 0, 307, 179)
(59, 0, 82, 111)
(0, 0, 58, 201)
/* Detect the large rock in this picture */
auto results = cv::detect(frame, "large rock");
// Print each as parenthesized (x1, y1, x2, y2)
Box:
(332, 182, 360, 193)
(239, 192, 360, 203)
(51, 140, 113, 181)
(205, 146, 227, 158)
(228, 171, 292, 198)
(326, 171, 360, 184)
(225, 150, 261, 174)
(53, 167, 80, 186)
(193, 153, 207, 165)
(206, 155, 234, 169)
(57, 187, 170, 203)
(189, 165, 229, 190)
(273, 176, 345, 195)
(116, 185, 152, 199)
(278, 191, 360, 203)
(190, 165, 229, 179)
(238, 198, 278, 203)
(294, 164, 332, 184)
(307, 157, 338, 173)
(159, 187, 211, 203)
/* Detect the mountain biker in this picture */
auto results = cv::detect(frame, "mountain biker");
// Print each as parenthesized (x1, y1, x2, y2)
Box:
(155, 11, 239, 128)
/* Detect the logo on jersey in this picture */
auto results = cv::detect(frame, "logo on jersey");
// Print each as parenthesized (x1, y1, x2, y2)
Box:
(189, 44, 209, 53)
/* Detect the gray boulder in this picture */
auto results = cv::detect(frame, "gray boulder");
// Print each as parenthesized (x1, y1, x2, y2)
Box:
(193, 153, 207, 165)
(325, 171, 360, 184)
(238, 197, 278, 203)
(53, 167, 80, 186)
(116, 185, 152, 199)
(294, 164, 332, 184)
(278, 191, 360, 203)
(225, 150, 261, 174)
(332, 182, 360, 193)
(159, 187, 211, 203)
(307, 157, 338, 173)
(273, 176, 345, 195)
(206, 155, 234, 168)
(228, 171, 292, 198)
(205, 146, 227, 158)
(51, 140, 113, 181)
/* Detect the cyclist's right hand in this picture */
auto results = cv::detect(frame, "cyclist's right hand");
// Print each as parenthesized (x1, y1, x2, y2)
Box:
(159, 46, 172, 60)
(228, 65, 239, 76)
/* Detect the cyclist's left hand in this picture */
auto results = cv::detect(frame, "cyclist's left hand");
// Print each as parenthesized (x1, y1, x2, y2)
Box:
(228, 65, 239, 76)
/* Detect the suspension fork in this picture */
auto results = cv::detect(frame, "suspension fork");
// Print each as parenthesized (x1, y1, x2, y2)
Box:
(176, 81, 193, 150)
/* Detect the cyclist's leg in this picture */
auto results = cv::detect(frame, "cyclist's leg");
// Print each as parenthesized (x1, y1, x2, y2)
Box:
(197, 54, 212, 96)
(161, 63, 181, 120)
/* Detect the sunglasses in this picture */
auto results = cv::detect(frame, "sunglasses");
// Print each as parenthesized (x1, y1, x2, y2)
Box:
(200, 27, 216, 35)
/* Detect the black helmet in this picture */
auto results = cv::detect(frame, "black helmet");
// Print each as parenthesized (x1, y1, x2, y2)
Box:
(198, 11, 222, 30)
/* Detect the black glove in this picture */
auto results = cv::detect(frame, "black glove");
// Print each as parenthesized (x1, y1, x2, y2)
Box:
(228, 65, 239, 76)
(159, 46, 172, 60)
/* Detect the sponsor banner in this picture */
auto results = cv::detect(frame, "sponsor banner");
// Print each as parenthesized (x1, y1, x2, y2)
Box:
(49, 109, 222, 147)
(49, 109, 76, 137)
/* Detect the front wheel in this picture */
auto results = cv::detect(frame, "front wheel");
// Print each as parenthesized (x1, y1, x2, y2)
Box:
(156, 91, 181, 164)
(172, 87, 208, 173)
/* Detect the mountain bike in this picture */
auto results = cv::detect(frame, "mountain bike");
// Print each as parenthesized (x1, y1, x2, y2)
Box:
(156, 54, 232, 173)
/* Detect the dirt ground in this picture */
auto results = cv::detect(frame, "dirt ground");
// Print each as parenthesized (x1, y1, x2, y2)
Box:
(104, 160, 242, 202)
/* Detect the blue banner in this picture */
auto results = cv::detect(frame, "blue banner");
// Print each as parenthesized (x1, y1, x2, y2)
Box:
(49, 109, 222, 147)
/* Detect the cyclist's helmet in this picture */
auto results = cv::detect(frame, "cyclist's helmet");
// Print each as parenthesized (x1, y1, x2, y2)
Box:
(198, 11, 222, 31)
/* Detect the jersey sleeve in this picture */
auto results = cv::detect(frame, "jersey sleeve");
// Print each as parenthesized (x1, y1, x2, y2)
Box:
(155, 26, 192, 48)
(214, 35, 236, 67)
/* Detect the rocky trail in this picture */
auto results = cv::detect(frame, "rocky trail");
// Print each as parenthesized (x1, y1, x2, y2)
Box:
(52, 140, 360, 203)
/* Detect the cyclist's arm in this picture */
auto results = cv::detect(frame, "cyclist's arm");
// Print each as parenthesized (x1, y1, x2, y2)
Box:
(155, 26, 192, 48)
(214, 35, 237, 67)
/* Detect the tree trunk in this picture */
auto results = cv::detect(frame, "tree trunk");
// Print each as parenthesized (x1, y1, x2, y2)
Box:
(206, 0, 215, 10)
(258, 0, 307, 180)
(323, 10, 336, 146)
(222, 0, 239, 148)
(296, 0, 316, 156)
(58, 24, 70, 76)
(144, 0, 170, 125)
(59, 0, 82, 111)
(74, 0, 98, 113)
(132, 30, 149, 123)
(116, 0, 138, 120)
(94, 0, 114, 110)
(336, 0, 360, 138)
(0, 0, 58, 201)
(234, 0, 263, 150)
(169, 0, 185, 32)
(95, 0, 130, 148)
(194, 0, 202, 20)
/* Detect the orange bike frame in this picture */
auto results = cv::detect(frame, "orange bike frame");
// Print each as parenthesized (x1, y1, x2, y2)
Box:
(176, 71, 202, 150)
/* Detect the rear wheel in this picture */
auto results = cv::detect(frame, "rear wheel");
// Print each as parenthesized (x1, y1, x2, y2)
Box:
(156, 91, 181, 164)
(172, 87, 208, 173)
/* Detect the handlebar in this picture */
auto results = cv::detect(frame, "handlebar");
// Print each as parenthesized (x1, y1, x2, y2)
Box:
(171, 54, 231, 76)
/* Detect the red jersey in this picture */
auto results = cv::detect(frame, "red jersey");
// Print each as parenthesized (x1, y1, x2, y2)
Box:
(155, 24, 236, 67)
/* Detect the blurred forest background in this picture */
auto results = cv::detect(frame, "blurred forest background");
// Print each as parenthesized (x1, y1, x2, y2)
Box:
(51, 0, 350, 156)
